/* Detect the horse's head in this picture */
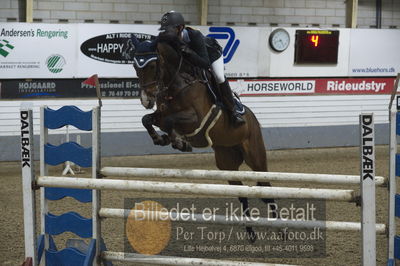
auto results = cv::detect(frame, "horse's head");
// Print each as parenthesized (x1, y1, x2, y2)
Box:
(156, 30, 189, 88)
(132, 38, 158, 109)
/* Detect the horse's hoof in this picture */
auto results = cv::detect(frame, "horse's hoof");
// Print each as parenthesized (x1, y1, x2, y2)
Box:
(171, 141, 181, 150)
(161, 134, 171, 145)
(154, 135, 170, 146)
(183, 142, 192, 152)
(172, 139, 192, 152)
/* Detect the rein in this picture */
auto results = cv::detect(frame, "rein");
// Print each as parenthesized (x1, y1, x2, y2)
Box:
(157, 50, 205, 102)
(162, 54, 184, 91)
(139, 80, 157, 90)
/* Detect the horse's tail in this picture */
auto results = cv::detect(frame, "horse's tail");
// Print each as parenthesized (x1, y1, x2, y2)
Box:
(244, 105, 268, 172)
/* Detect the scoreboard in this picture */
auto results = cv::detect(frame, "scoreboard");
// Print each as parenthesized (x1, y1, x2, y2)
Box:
(294, 30, 340, 64)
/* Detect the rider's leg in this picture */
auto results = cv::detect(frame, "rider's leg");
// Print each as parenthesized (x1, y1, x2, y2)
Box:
(211, 56, 245, 127)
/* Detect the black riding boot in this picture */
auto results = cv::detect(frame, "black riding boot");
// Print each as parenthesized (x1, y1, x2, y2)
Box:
(219, 79, 245, 127)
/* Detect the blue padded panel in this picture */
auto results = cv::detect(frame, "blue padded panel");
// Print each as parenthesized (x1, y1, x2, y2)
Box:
(44, 106, 92, 131)
(100, 238, 113, 266)
(45, 212, 92, 238)
(387, 259, 394, 266)
(44, 142, 92, 167)
(396, 154, 400, 177)
(396, 194, 400, 218)
(45, 187, 92, 203)
(37, 234, 45, 263)
(395, 235, 400, 260)
(397, 112, 400, 136)
(83, 239, 97, 266)
(37, 234, 57, 264)
(46, 247, 87, 266)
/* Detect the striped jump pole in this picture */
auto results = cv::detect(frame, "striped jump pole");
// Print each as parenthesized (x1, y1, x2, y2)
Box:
(21, 106, 37, 266)
(387, 73, 400, 266)
(360, 113, 376, 266)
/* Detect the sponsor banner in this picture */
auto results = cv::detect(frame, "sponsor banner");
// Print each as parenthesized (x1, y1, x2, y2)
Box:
(1, 23, 399, 79)
(231, 77, 395, 96)
(348, 29, 400, 76)
(77, 24, 159, 78)
(0, 78, 140, 99)
(0, 23, 77, 78)
(1, 77, 393, 99)
(0, 23, 260, 79)
(77, 24, 260, 78)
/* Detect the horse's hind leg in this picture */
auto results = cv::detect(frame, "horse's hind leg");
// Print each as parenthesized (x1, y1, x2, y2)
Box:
(241, 132, 277, 218)
(213, 146, 256, 243)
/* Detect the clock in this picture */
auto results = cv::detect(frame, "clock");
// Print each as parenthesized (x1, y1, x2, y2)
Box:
(269, 28, 290, 52)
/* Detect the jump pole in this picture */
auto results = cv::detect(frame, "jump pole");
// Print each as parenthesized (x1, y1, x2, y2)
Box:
(101, 167, 385, 186)
(387, 73, 400, 265)
(99, 208, 386, 234)
(102, 251, 294, 266)
(35, 176, 356, 202)
(20, 106, 37, 266)
(360, 113, 376, 266)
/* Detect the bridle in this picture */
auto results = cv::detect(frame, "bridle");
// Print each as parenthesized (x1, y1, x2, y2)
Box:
(138, 80, 157, 90)
(134, 52, 159, 93)
(158, 54, 183, 93)
(140, 41, 205, 103)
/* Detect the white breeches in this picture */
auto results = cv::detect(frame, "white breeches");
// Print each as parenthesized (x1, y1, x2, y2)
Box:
(211, 55, 225, 84)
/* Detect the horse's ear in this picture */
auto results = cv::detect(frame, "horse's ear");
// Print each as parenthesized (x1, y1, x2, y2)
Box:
(131, 35, 140, 46)
(150, 39, 157, 50)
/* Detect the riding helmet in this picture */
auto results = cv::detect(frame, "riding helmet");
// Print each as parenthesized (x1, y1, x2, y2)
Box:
(159, 11, 185, 30)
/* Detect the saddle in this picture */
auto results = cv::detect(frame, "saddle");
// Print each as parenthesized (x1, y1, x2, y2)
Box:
(200, 70, 245, 115)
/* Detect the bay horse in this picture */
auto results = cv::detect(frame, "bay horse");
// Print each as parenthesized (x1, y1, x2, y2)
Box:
(133, 35, 274, 241)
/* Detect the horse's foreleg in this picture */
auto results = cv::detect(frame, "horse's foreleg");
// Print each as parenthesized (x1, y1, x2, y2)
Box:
(142, 113, 170, 146)
(163, 111, 197, 152)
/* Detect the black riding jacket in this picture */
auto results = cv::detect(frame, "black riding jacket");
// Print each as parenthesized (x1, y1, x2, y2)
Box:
(181, 27, 221, 69)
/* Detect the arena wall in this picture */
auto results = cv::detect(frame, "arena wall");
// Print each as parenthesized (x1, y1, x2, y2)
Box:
(0, 96, 390, 161)
(0, 0, 399, 29)
(1, 5, 399, 161)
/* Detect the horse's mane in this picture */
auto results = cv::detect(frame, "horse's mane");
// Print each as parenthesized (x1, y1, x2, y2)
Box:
(157, 32, 183, 54)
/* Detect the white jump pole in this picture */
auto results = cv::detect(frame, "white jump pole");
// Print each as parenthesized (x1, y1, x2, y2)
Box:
(92, 106, 101, 266)
(36, 176, 356, 202)
(360, 113, 376, 266)
(99, 208, 386, 234)
(20, 106, 37, 266)
(62, 125, 75, 176)
(102, 251, 295, 266)
(101, 167, 385, 186)
(387, 74, 400, 264)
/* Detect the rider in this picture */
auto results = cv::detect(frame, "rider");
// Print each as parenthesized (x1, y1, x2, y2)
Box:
(159, 11, 245, 127)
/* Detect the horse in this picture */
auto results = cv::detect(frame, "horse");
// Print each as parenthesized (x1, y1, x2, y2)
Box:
(132, 35, 274, 241)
